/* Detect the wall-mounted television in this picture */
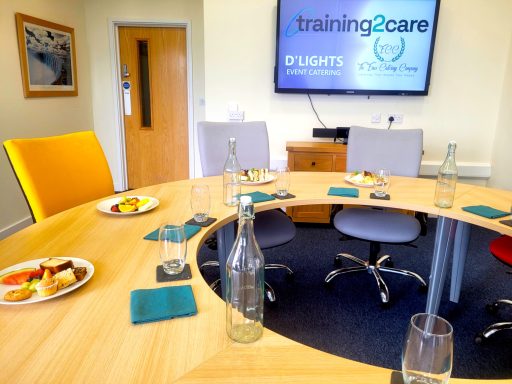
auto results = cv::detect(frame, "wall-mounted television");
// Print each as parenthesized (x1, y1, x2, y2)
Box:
(274, 0, 441, 96)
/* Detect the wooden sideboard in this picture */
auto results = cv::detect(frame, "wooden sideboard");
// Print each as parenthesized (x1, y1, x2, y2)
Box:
(286, 141, 347, 223)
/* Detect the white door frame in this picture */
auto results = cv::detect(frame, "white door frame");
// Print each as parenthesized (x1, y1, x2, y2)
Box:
(108, 19, 195, 191)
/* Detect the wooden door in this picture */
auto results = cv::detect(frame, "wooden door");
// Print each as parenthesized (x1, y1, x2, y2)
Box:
(119, 26, 189, 189)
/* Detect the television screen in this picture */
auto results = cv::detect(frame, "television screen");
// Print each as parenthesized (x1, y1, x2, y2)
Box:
(274, 0, 440, 95)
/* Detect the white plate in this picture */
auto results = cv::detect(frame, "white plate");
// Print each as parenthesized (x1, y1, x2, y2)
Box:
(241, 174, 275, 186)
(0, 257, 94, 305)
(96, 196, 159, 216)
(344, 175, 374, 188)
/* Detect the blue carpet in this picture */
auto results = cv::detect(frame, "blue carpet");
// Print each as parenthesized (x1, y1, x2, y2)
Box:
(197, 218, 512, 379)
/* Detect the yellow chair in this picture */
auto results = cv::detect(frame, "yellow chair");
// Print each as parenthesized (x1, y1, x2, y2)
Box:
(4, 131, 114, 222)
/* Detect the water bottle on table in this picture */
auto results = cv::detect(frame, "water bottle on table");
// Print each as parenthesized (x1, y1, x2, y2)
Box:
(434, 141, 458, 208)
(226, 196, 265, 343)
(223, 137, 241, 206)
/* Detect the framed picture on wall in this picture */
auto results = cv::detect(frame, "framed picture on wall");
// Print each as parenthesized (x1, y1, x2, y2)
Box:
(15, 13, 78, 97)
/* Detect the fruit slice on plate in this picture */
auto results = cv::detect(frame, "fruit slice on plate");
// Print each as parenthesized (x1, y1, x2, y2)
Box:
(118, 204, 137, 213)
(0, 268, 35, 285)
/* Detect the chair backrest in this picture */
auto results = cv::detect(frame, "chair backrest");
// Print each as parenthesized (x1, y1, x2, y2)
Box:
(4, 131, 114, 222)
(346, 126, 423, 177)
(197, 121, 270, 176)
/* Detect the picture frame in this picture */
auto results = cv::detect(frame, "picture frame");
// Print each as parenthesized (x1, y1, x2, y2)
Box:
(15, 13, 78, 97)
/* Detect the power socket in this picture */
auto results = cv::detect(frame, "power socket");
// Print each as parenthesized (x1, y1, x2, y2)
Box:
(228, 110, 245, 121)
(388, 114, 403, 124)
(371, 113, 381, 123)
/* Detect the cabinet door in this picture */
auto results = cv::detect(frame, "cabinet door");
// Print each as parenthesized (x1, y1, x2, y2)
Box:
(288, 204, 332, 223)
(334, 155, 347, 172)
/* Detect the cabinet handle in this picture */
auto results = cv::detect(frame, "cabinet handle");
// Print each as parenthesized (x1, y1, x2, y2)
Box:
(311, 161, 316, 166)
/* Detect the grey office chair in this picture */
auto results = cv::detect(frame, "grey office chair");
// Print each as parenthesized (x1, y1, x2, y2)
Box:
(197, 121, 296, 302)
(325, 126, 427, 305)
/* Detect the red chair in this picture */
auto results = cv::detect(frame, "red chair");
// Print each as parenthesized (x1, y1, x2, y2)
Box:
(475, 235, 512, 343)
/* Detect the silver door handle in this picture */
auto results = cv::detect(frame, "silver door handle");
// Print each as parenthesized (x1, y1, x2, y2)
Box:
(122, 64, 130, 78)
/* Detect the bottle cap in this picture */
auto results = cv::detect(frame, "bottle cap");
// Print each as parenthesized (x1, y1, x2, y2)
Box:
(240, 195, 252, 205)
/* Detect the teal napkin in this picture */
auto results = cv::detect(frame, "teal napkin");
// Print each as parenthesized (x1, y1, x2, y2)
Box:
(328, 187, 359, 198)
(462, 205, 510, 219)
(241, 191, 276, 203)
(130, 285, 197, 324)
(144, 224, 201, 241)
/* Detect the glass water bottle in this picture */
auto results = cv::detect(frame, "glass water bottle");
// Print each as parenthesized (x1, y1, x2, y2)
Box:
(223, 137, 241, 206)
(226, 196, 265, 343)
(434, 141, 458, 208)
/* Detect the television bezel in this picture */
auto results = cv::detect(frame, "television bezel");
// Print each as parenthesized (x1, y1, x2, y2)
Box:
(274, 0, 441, 96)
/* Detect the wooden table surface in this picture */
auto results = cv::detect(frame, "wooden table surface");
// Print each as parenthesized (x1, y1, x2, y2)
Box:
(1, 172, 511, 383)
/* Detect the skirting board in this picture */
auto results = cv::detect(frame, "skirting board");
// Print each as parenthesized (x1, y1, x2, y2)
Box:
(420, 161, 491, 178)
(0, 215, 33, 240)
(273, 156, 491, 179)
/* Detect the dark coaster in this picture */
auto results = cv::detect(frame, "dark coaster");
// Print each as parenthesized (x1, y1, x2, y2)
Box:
(499, 219, 512, 227)
(271, 193, 296, 200)
(370, 192, 390, 200)
(156, 264, 192, 282)
(390, 371, 404, 384)
(185, 217, 217, 227)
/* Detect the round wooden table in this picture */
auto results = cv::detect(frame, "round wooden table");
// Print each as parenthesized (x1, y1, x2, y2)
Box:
(1, 172, 510, 383)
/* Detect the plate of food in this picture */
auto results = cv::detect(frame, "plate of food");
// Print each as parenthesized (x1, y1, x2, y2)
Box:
(96, 196, 159, 215)
(344, 171, 374, 187)
(240, 168, 275, 185)
(0, 257, 94, 305)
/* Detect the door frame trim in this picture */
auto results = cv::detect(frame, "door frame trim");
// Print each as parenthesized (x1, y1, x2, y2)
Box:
(109, 19, 195, 191)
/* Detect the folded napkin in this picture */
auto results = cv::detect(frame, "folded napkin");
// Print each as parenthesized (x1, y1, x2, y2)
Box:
(328, 187, 359, 198)
(144, 224, 201, 241)
(130, 285, 197, 324)
(241, 191, 276, 203)
(462, 205, 510, 219)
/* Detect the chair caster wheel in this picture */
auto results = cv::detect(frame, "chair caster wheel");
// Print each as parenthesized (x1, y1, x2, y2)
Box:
(266, 298, 278, 308)
(475, 333, 485, 344)
(486, 302, 499, 314)
(334, 255, 343, 267)
(324, 280, 334, 290)
(285, 272, 295, 282)
(418, 284, 428, 294)
(205, 237, 217, 250)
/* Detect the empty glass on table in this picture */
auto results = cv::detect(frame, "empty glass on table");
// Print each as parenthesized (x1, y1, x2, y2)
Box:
(191, 184, 210, 223)
(275, 166, 291, 197)
(402, 313, 453, 384)
(159, 225, 187, 275)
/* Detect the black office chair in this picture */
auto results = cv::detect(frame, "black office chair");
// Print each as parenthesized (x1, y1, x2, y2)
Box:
(325, 126, 427, 305)
(197, 121, 296, 302)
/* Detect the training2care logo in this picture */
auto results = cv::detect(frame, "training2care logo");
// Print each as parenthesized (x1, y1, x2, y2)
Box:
(373, 36, 405, 62)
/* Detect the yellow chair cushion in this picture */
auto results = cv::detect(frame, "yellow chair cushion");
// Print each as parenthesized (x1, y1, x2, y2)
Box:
(4, 131, 114, 222)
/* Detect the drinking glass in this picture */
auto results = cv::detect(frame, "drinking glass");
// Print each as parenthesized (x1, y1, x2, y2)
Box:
(373, 169, 391, 197)
(191, 184, 210, 223)
(275, 166, 291, 197)
(159, 225, 187, 275)
(402, 313, 453, 384)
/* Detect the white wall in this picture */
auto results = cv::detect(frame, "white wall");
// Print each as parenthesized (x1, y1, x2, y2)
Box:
(0, 0, 94, 237)
(489, 32, 512, 191)
(203, 0, 512, 179)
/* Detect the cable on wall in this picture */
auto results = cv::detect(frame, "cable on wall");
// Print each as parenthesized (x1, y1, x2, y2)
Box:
(307, 94, 327, 128)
